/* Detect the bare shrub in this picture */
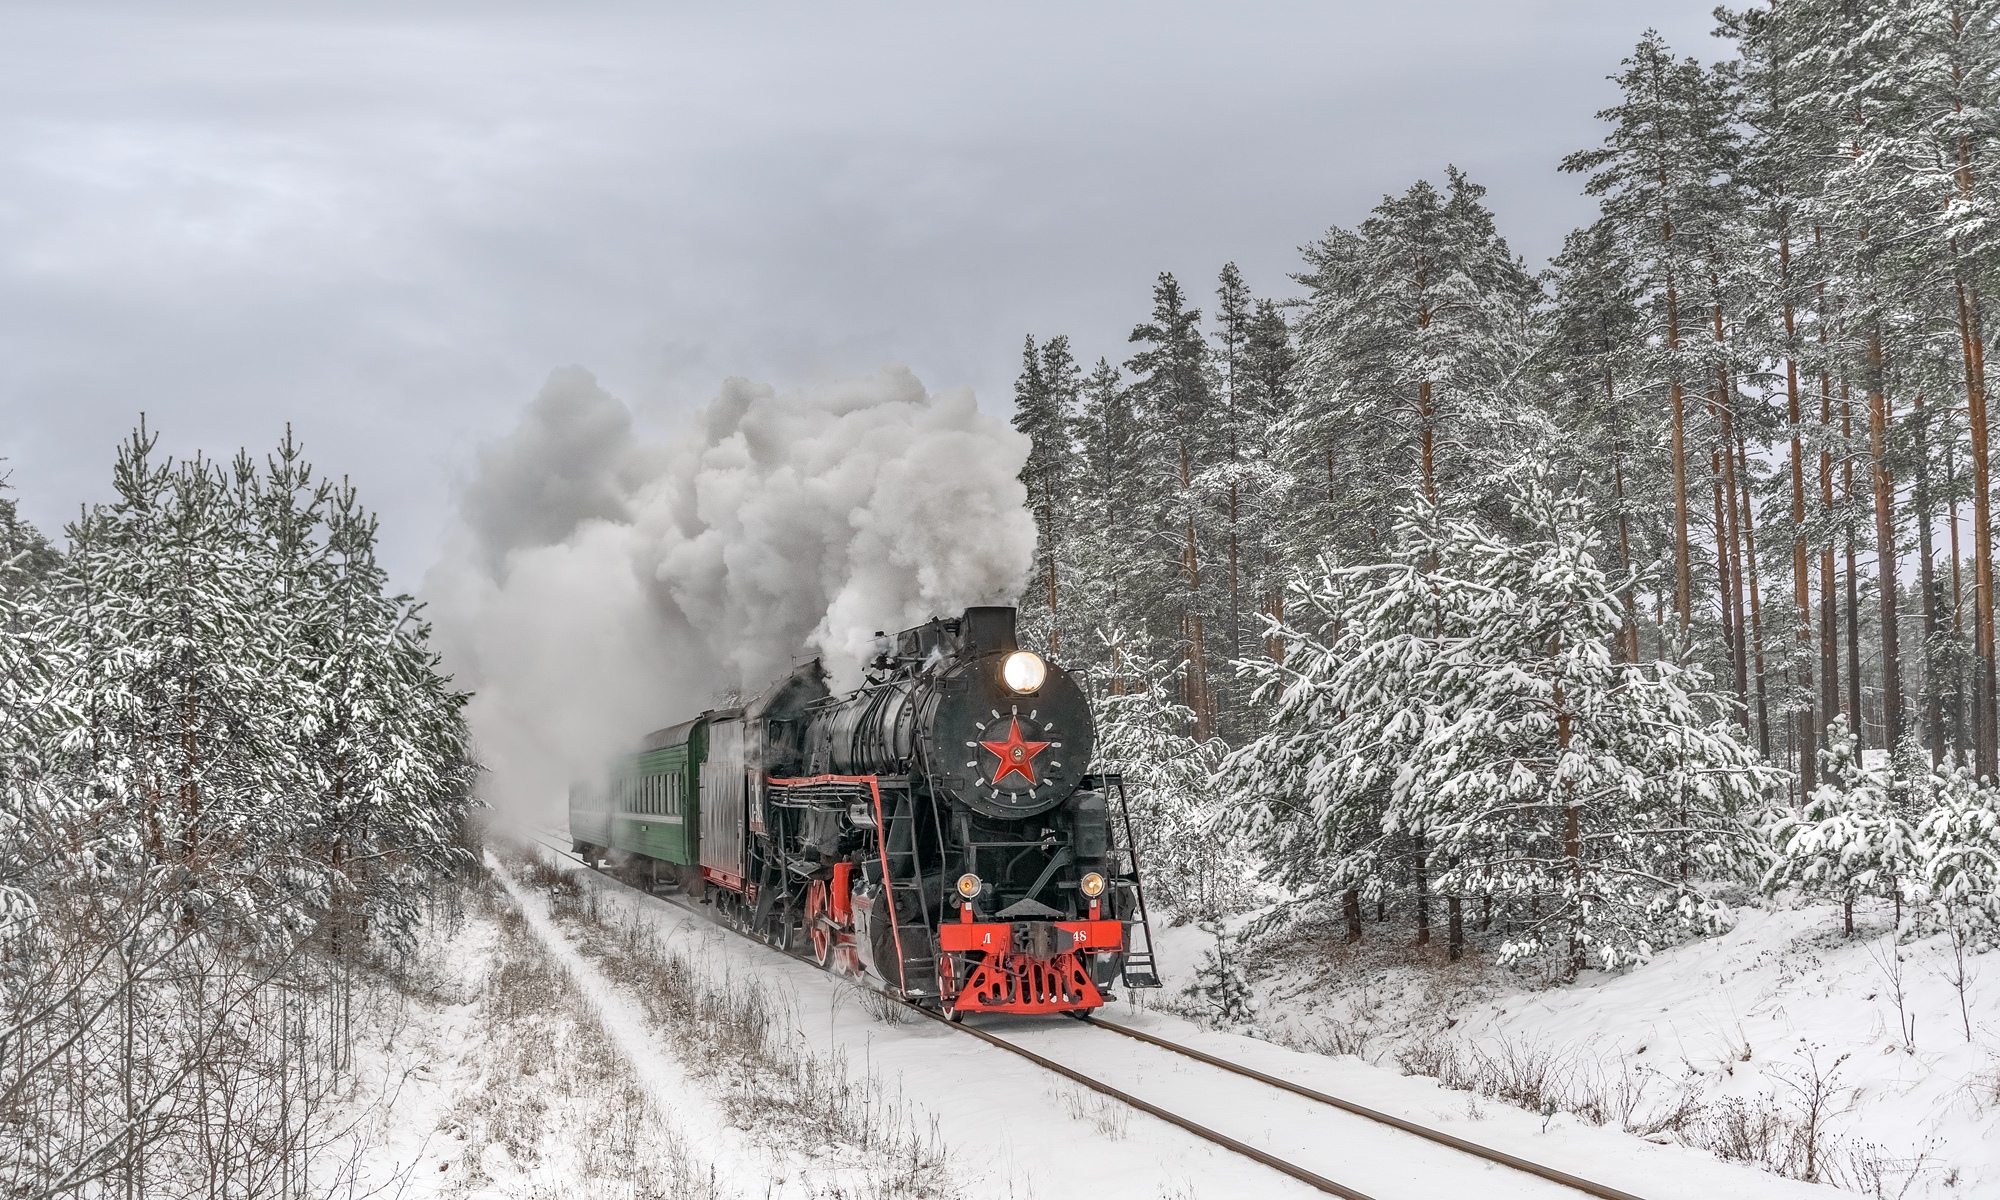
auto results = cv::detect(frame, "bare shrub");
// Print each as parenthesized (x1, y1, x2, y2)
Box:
(1055, 1082, 1130, 1140)
(1296, 1018, 1374, 1060)
(854, 983, 916, 1026)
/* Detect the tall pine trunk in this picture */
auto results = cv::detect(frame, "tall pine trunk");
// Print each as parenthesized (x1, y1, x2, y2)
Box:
(1820, 285, 1843, 740)
(1713, 451, 1746, 730)
(1668, 262, 1692, 629)
(1173, 405, 1215, 738)
(1867, 325, 1903, 749)
(1952, 92, 1996, 774)
(1915, 392, 1942, 764)
(1949, 438, 1969, 753)
(1715, 300, 1750, 725)
(1738, 437, 1771, 756)
(1717, 387, 1750, 723)
(1611, 425, 1641, 661)
(1958, 278, 1996, 775)
(1843, 380, 1864, 745)
(1787, 324, 1816, 788)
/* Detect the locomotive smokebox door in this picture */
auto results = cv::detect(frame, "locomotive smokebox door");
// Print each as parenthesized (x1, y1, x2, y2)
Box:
(925, 614, 1095, 822)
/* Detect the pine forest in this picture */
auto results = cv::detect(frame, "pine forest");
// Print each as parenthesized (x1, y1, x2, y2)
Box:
(5, 5, 2000, 1197)
(1021, 7, 2000, 977)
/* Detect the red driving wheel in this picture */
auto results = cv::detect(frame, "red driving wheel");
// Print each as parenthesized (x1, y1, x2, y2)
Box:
(806, 879, 832, 966)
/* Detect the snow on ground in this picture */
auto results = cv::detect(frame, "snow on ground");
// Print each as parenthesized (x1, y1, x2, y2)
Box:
(489, 830, 1851, 1200)
(1188, 899, 2000, 1198)
(315, 872, 722, 1199)
(319, 834, 1939, 1199)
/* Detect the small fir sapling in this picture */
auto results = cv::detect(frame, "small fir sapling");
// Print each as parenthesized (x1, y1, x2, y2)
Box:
(1182, 916, 1256, 1028)
(1917, 771, 1999, 1040)
(1764, 724, 1928, 935)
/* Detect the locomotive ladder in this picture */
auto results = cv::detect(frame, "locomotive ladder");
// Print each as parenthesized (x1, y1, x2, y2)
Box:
(876, 779, 939, 998)
(1102, 773, 1163, 989)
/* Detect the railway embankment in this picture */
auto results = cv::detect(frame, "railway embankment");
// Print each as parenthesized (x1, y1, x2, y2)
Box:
(1172, 902, 1998, 1199)
(509, 829, 1851, 1200)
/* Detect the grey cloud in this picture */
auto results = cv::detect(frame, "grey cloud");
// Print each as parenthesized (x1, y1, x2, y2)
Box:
(0, 1, 1721, 588)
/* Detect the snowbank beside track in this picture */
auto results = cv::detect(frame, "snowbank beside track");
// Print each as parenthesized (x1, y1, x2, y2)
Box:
(1203, 902, 1997, 1198)
(522, 833, 1847, 1200)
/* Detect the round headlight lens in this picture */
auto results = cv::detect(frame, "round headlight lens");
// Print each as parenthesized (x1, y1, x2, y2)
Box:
(1080, 872, 1106, 898)
(1001, 651, 1047, 693)
(956, 873, 983, 899)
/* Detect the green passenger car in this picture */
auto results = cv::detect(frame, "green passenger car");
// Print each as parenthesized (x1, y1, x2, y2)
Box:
(569, 717, 706, 875)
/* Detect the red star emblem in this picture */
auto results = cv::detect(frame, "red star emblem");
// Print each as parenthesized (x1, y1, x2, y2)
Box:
(980, 717, 1050, 786)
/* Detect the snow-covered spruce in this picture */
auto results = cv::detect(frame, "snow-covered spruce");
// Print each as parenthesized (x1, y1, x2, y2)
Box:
(1768, 723, 2000, 954)
(0, 425, 475, 1197)
(1224, 479, 1775, 978)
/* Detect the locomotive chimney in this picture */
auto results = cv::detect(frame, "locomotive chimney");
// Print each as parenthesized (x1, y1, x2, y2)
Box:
(959, 606, 1019, 656)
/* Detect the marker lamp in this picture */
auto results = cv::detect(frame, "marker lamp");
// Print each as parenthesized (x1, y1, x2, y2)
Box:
(956, 873, 984, 900)
(1001, 651, 1047, 693)
(1080, 872, 1106, 898)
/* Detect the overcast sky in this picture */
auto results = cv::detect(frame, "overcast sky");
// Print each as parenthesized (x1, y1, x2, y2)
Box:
(0, 1, 1723, 586)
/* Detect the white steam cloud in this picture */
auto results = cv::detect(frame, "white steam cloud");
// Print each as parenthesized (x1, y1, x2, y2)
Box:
(425, 364, 1037, 818)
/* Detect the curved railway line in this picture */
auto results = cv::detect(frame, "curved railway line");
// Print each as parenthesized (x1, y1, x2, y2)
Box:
(519, 827, 1648, 1200)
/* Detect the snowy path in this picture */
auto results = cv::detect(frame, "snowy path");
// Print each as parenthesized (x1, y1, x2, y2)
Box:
(517, 831, 1849, 1200)
(488, 853, 779, 1197)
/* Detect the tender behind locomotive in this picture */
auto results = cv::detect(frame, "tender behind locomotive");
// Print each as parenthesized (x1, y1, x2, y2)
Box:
(569, 605, 1161, 1015)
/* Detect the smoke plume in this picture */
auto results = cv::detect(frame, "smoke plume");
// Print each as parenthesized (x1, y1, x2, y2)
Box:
(425, 364, 1036, 818)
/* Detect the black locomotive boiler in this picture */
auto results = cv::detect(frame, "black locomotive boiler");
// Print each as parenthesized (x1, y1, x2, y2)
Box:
(569, 606, 1162, 1015)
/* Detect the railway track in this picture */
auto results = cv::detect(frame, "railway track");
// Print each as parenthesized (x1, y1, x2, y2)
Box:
(515, 827, 1646, 1200)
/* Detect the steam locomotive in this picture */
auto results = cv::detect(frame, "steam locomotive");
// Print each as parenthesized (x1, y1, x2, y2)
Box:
(568, 605, 1161, 1015)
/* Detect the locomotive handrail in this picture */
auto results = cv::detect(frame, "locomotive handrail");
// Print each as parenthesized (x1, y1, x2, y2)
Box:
(1099, 773, 1162, 987)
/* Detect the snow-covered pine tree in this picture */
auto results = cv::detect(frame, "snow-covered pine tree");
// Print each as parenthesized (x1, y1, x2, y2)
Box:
(1182, 916, 1257, 1029)
(1767, 725, 1936, 934)
(1127, 273, 1225, 738)
(1918, 763, 2000, 936)
(1539, 219, 1656, 667)
(1011, 335, 1080, 657)
(1288, 168, 1539, 565)
(1070, 356, 1152, 692)
(1090, 635, 1243, 921)
(1563, 33, 1742, 635)
(0, 426, 474, 1195)
(1212, 263, 1254, 733)
(1226, 474, 1771, 978)
(1241, 298, 1298, 664)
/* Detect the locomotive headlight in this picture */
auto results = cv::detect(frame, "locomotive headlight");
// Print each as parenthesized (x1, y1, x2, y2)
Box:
(1080, 872, 1106, 898)
(1001, 651, 1047, 693)
(955, 873, 984, 900)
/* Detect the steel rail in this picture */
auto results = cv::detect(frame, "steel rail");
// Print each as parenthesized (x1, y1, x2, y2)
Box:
(908, 1003, 1376, 1199)
(519, 830, 1642, 1200)
(521, 830, 1373, 1197)
(1081, 1016, 1648, 1200)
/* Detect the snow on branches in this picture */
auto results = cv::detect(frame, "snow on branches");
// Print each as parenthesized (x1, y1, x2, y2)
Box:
(1224, 477, 1776, 978)
(1767, 724, 2000, 943)
(0, 425, 475, 1195)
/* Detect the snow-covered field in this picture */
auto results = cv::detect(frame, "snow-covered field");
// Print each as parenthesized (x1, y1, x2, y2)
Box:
(309, 840, 1915, 1200)
(1195, 900, 2000, 1198)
